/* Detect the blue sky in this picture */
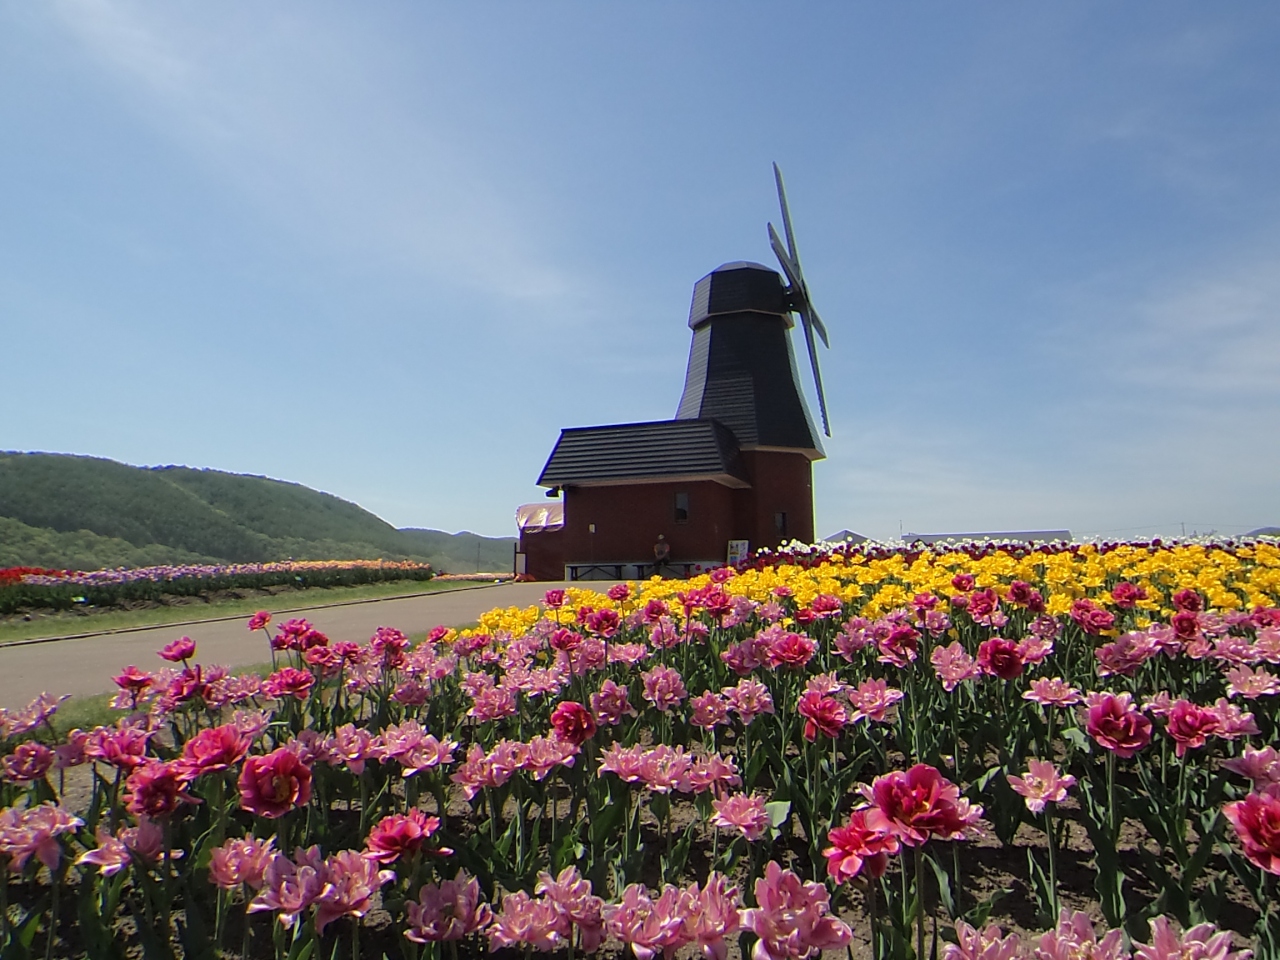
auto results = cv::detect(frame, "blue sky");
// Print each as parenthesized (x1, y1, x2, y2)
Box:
(3, 3, 1278, 541)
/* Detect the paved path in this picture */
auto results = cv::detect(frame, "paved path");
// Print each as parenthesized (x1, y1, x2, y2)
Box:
(0, 581, 581, 709)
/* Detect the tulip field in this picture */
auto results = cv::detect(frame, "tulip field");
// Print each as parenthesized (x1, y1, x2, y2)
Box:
(2, 537, 1280, 959)
(0, 560, 436, 616)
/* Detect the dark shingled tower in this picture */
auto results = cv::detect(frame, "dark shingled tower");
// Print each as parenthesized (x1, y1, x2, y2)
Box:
(674, 261, 825, 461)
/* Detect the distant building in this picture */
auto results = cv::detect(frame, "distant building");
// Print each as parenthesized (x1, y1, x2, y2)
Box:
(903, 530, 1072, 546)
(822, 530, 868, 545)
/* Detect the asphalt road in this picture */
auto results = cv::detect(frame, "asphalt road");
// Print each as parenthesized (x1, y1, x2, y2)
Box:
(0, 581, 581, 709)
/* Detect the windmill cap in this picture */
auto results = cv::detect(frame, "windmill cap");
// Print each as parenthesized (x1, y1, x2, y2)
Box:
(688, 262, 792, 329)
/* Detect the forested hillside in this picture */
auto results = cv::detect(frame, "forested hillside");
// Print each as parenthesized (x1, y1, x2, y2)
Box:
(0, 453, 515, 572)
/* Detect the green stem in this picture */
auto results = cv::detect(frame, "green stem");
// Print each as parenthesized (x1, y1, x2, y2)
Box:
(45, 866, 61, 960)
(1106, 752, 1117, 845)
(914, 847, 925, 960)
(867, 877, 878, 960)
(162, 821, 173, 950)
(1044, 809, 1059, 919)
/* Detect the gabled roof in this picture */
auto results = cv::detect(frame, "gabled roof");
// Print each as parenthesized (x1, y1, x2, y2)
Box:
(537, 419, 750, 489)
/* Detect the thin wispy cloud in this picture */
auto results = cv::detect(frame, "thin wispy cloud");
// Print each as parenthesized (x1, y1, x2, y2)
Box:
(52, 0, 578, 307)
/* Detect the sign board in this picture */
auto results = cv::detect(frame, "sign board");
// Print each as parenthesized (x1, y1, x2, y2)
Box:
(727, 540, 750, 565)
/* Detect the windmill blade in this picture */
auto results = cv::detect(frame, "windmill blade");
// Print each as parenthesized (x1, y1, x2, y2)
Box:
(771, 223, 829, 345)
(808, 304, 830, 349)
(773, 162, 799, 265)
(768, 223, 804, 294)
(799, 308, 832, 437)
(771, 163, 831, 436)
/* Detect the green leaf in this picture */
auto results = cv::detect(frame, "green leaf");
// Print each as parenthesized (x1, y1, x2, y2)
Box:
(962, 886, 1011, 930)
(765, 801, 792, 828)
(926, 852, 957, 920)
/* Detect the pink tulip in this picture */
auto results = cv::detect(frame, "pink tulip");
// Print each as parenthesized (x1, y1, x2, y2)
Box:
(1223, 745, 1280, 788)
(642, 665, 689, 712)
(1163, 699, 1223, 757)
(861, 764, 983, 846)
(847, 677, 904, 723)
(536, 866, 606, 952)
(636, 745, 695, 794)
(262, 667, 314, 701)
(179, 723, 250, 776)
(112, 665, 153, 694)
(487, 889, 568, 952)
(765, 632, 817, 669)
(0, 803, 83, 871)
(590, 679, 638, 726)
(723, 679, 775, 725)
(125, 760, 199, 819)
(522, 735, 579, 781)
(931, 643, 980, 692)
(313, 849, 394, 935)
(363, 809, 441, 864)
(209, 835, 277, 890)
(824, 808, 900, 882)
(238, 748, 313, 819)
(1133, 916, 1250, 960)
(1083, 691, 1153, 758)
(1225, 664, 1280, 699)
(377, 720, 457, 776)
(976, 638, 1025, 680)
(685, 754, 741, 795)
(2, 741, 54, 783)
(604, 883, 686, 960)
(158, 636, 196, 663)
(1006, 759, 1076, 814)
(710, 793, 771, 841)
(689, 691, 730, 729)
(1033, 910, 1129, 960)
(550, 701, 598, 745)
(247, 610, 272, 631)
(1022, 678, 1082, 708)
(740, 860, 852, 960)
(942, 920, 1021, 960)
(248, 847, 327, 928)
(328, 723, 377, 775)
(797, 692, 847, 741)
(679, 873, 742, 960)
(405, 869, 493, 943)
(877, 623, 921, 667)
(1223, 789, 1280, 874)
(76, 827, 132, 876)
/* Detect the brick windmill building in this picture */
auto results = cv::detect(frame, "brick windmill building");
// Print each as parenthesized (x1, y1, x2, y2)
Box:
(517, 168, 832, 581)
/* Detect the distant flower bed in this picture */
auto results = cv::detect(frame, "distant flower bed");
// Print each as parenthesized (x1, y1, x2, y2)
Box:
(0, 566, 68, 587)
(1, 539, 1278, 958)
(0, 559, 434, 615)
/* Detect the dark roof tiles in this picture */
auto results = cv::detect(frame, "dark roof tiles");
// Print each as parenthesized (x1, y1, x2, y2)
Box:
(537, 419, 749, 488)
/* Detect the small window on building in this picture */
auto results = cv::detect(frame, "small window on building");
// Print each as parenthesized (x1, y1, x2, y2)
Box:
(674, 491, 690, 523)
(774, 512, 788, 536)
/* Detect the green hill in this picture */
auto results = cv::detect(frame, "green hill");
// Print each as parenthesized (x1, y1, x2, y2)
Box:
(0, 452, 515, 573)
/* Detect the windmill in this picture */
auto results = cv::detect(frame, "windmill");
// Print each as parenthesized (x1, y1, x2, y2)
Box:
(523, 165, 833, 580)
(674, 163, 831, 454)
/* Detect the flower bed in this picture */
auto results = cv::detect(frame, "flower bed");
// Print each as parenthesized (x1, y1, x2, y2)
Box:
(0, 560, 435, 615)
(1, 538, 1279, 958)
